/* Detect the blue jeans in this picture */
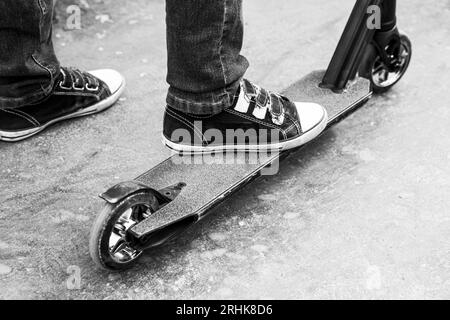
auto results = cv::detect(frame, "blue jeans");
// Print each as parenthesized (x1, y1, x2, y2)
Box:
(0, 0, 248, 115)
(0, 0, 60, 109)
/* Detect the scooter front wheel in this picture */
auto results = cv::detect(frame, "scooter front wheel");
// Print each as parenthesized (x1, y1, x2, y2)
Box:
(360, 34, 412, 94)
(89, 191, 159, 271)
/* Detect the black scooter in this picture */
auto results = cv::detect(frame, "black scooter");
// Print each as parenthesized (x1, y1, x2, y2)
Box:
(89, 0, 412, 271)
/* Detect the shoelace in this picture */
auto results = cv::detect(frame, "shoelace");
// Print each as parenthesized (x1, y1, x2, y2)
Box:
(59, 67, 99, 92)
(241, 79, 286, 126)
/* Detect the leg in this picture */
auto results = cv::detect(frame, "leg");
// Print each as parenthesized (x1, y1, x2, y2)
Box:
(166, 0, 249, 115)
(163, 1, 328, 153)
(0, 0, 125, 142)
(0, 0, 60, 109)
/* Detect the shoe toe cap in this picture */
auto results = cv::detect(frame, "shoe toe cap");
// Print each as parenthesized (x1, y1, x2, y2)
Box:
(88, 69, 125, 94)
(294, 102, 327, 132)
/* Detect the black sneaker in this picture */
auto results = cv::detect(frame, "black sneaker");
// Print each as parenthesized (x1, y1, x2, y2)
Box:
(163, 79, 328, 153)
(0, 67, 125, 142)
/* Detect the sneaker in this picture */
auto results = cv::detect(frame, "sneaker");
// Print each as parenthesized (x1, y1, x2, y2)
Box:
(0, 67, 125, 142)
(163, 79, 328, 153)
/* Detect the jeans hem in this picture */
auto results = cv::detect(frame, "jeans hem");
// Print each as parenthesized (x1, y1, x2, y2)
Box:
(0, 64, 59, 109)
(166, 79, 241, 115)
(0, 91, 48, 109)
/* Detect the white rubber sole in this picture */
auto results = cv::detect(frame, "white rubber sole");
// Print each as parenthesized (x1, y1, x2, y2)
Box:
(0, 75, 125, 142)
(163, 108, 328, 154)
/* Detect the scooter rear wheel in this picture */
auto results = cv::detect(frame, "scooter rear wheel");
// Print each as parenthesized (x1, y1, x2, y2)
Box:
(89, 191, 159, 271)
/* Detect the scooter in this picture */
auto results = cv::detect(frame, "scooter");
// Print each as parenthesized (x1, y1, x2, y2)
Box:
(89, 0, 412, 271)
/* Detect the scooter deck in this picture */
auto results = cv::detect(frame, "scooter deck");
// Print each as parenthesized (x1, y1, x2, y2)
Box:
(130, 70, 371, 238)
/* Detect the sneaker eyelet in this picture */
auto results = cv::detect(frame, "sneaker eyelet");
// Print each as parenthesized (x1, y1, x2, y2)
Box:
(85, 83, 99, 92)
(73, 83, 85, 91)
(59, 81, 73, 90)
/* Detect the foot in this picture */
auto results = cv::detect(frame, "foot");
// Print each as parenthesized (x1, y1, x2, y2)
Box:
(163, 79, 328, 153)
(0, 67, 125, 142)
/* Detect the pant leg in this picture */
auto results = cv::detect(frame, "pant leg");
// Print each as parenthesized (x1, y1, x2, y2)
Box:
(166, 0, 249, 115)
(0, 0, 60, 109)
